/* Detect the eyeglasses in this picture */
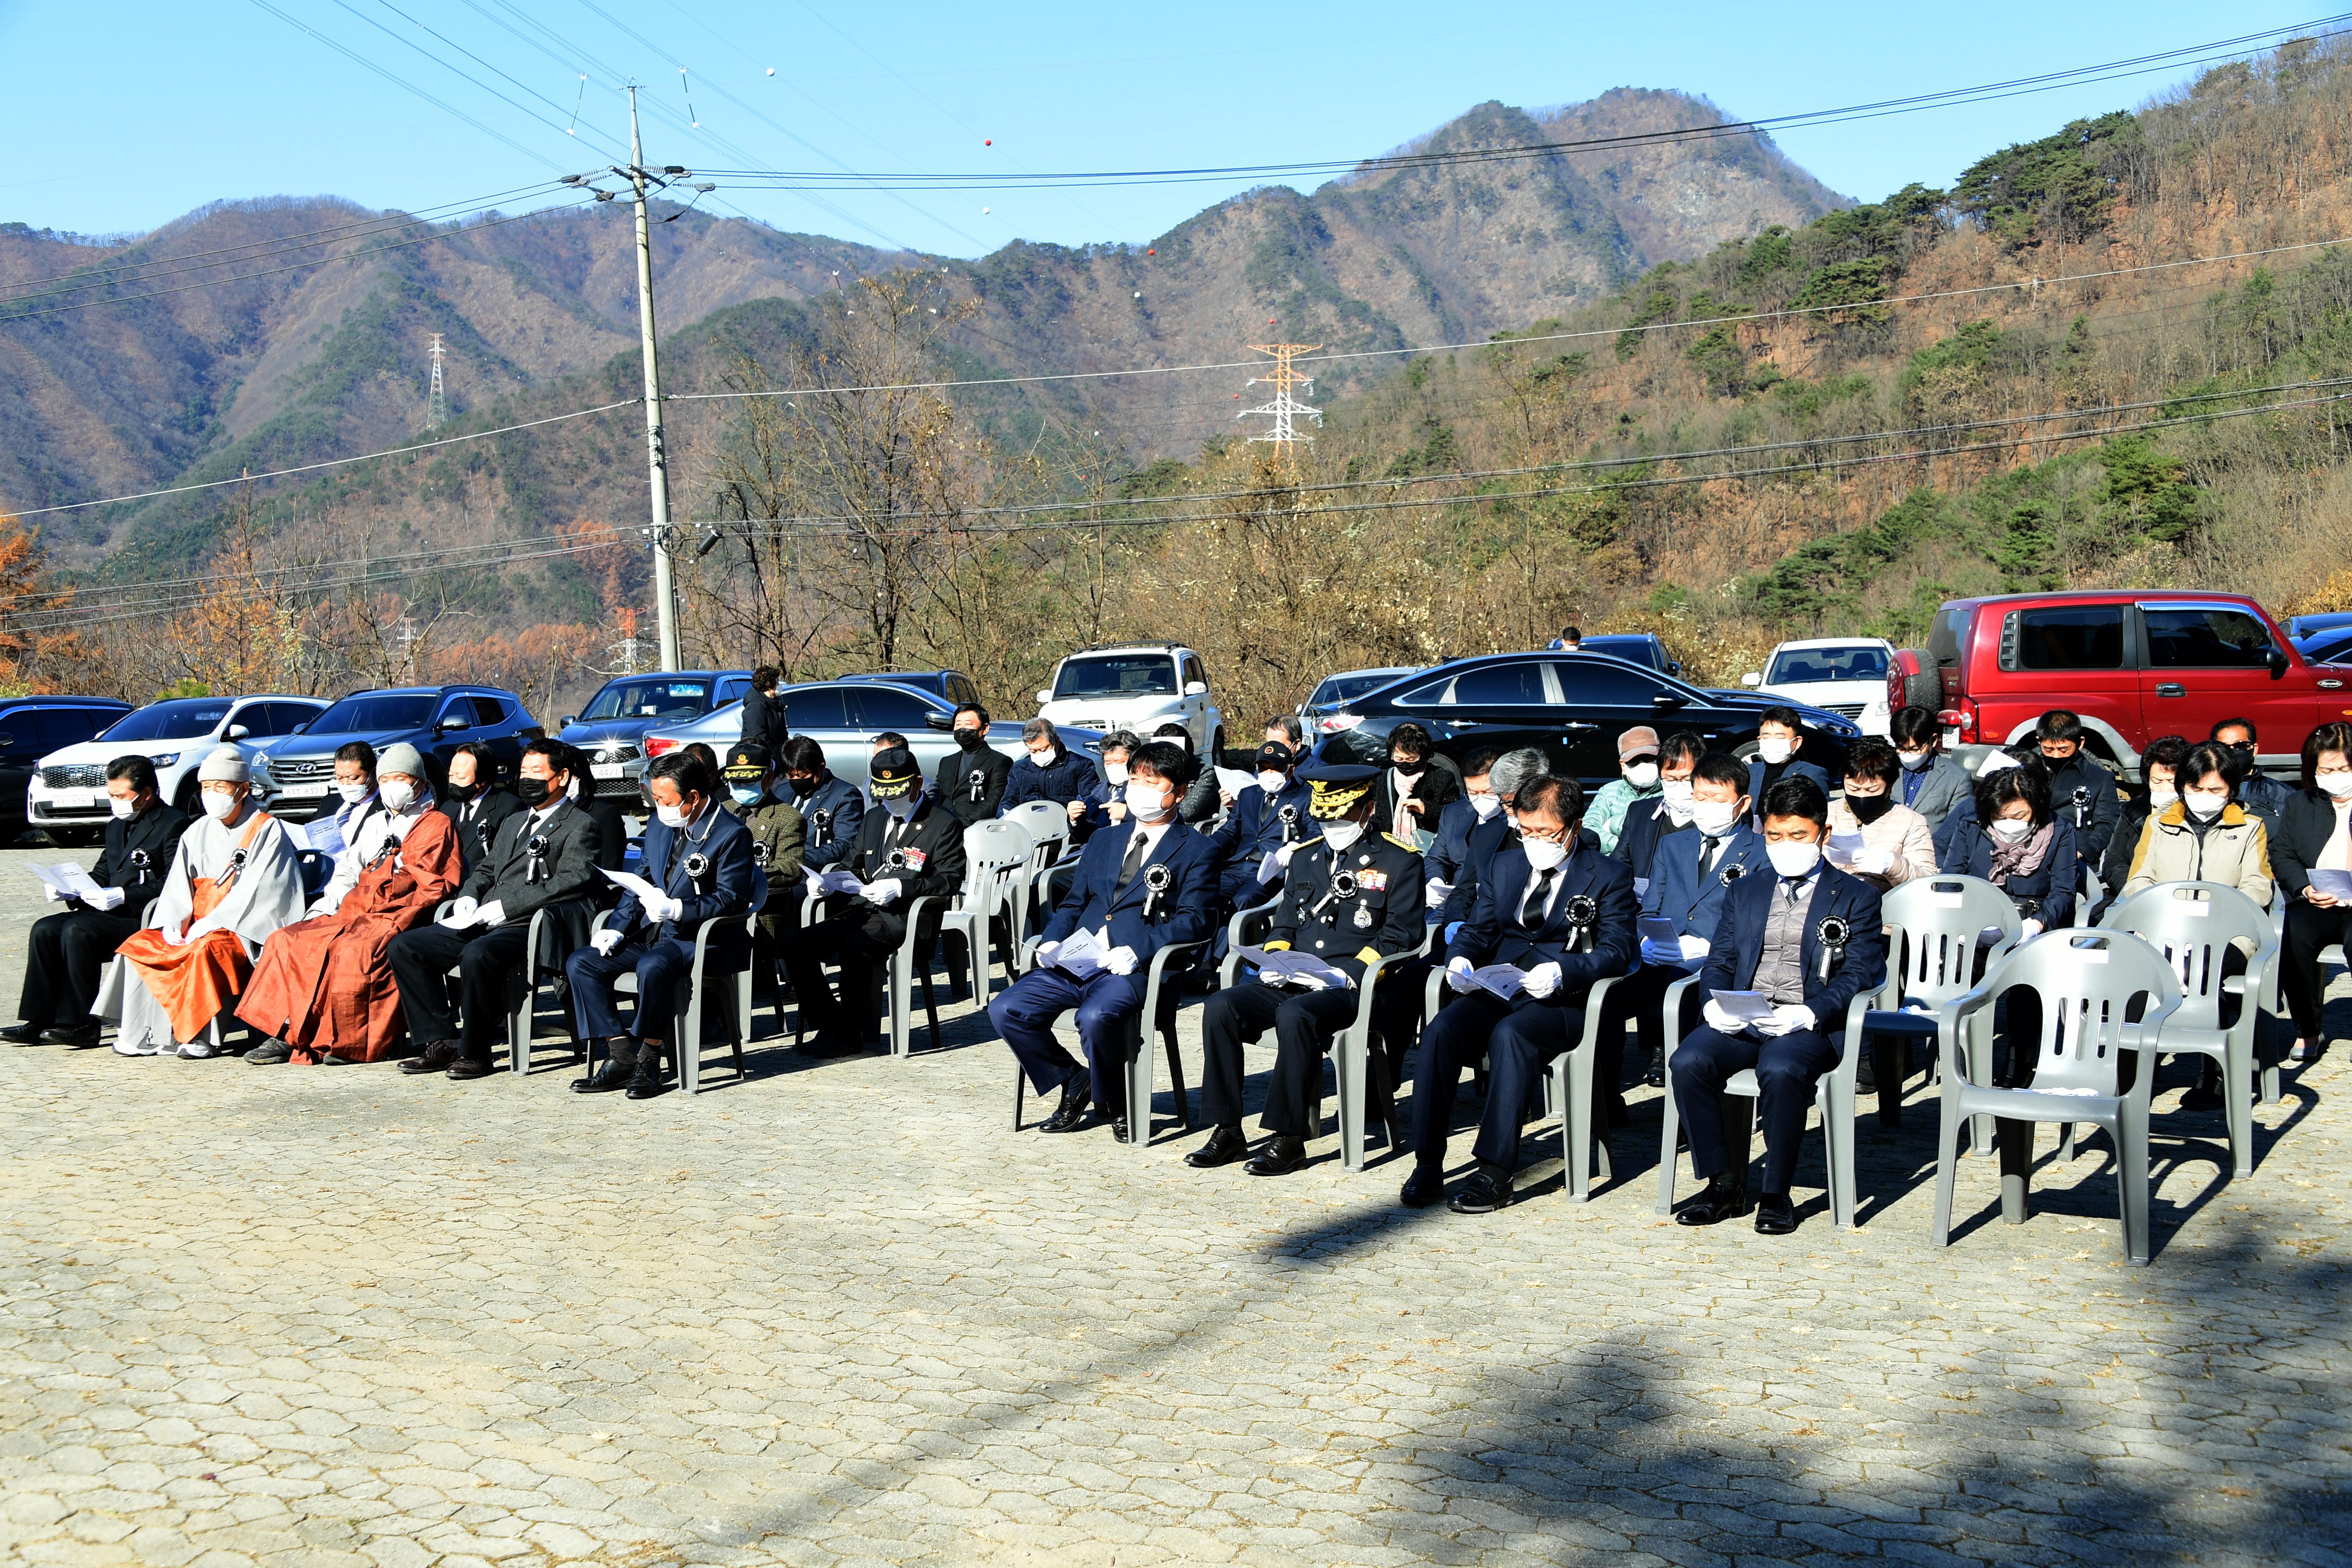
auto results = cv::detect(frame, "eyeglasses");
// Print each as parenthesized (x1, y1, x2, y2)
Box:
(1518, 822, 1570, 845)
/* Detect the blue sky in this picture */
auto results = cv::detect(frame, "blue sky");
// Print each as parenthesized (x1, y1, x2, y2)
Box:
(0, 0, 2333, 255)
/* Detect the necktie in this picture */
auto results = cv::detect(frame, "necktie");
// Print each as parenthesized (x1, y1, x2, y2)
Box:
(1697, 836, 1721, 880)
(1117, 827, 1150, 892)
(1782, 875, 1805, 907)
(1520, 866, 1557, 927)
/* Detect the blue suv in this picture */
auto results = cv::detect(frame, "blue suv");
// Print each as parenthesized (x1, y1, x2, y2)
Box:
(253, 685, 543, 820)
(559, 670, 754, 805)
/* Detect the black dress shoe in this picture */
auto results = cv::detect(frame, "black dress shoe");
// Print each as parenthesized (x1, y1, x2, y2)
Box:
(572, 1059, 632, 1094)
(1039, 1079, 1093, 1132)
(1753, 1191, 1797, 1236)
(1643, 1047, 1665, 1089)
(1244, 1135, 1307, 1176)
(445, 1056, 496, 1081)
(1399, 1162, 1446, 1208)
(2, 1021, 44, 1044)
(42, 1024, 100, 1048)
(798, 1031, 863, 1059)
(625, 1056, 668, 1099)
(1110, 1114, 1132, 1143)
(1186, 1126, 1250, 1168)
(401, 1040, 461, 1075)
(1447, 1166, 1514, 1214)
(1674, 1175, 1748, 1226)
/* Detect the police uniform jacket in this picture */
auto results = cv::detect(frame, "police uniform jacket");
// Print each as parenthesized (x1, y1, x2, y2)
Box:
(841, 796, 966, 906)
(462, 795, 603, 920)
(1640, 822, 1767, 940)
(933, 744, 1013, 827)
(440, 787, 523, 879)
(1448, 841, 1637, 1006)
(791, 772, 866, 871)
(1038, 817, 1215, 964)
(1699, 863, 1888, 1031)
(1258, 830, 1424, 985)
(999, 747, 1100, 815)
(91, 801, 192, 912)
(1209, 778, 1314, 871)
(611, 801, 757, 943)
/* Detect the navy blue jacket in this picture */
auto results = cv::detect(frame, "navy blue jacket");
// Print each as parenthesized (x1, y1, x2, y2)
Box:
(1210, 778, 1314, 873)
(1001, 746, 1102, 816)
(1437, 811, 1516, 927)
(1938, 814, 2079, 927)
(1447, 841, 1638, 1006)
(1613, 796, 1693, 885)
(1425, 796, 1484, 892)
(1700, 863, 1888, 1032)
(790, 772, 866, 871)
(610, 801, 756, 942)
(1040, 818, 1217, 965)
(1746, 757, 1831, 814)
(1641, 823, 1767, 940)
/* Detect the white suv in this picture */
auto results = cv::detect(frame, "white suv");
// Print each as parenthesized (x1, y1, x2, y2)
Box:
(1742, 637, 1896, 737)
(1035, 644, 1225, 757)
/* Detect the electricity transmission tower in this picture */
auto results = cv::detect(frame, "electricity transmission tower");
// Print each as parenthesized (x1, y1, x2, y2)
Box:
(1237, 342, 1323, 446)
(425, 334, 447, 430)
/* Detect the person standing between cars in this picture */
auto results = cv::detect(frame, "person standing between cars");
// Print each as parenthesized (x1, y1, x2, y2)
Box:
(2270, 721, 2352, 1064)
(5, 757, 190, 1049)
(438, 741, 521, 880)
(933, 702, 1013, 827)
(1584, 725, 1664, 856)
(1545, 626, 1582, 652)
(1889, 706, 1971, 829)
(738, 664, 791, 757)
(2034, 710, 2121, 887)
(1614, 731, 1707, 885)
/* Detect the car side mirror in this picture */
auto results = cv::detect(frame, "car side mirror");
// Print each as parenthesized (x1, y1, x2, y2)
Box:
(439, 717, 470, 733)
(1740, 672, 1763, 687)
(923, 710, 954, 730)
(1652, 693, 1685, 710)
(226, 725, 250, 740)
(2270, 649, 2291, 678)
(291, 722, 309, 735)
(1184, 680, 1209, 697)
(1035, 689, 1051, 704)
(560, 715, 575, 728)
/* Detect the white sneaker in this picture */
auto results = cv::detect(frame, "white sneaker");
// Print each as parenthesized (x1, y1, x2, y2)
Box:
(177, 1037, 218, 1059)
(114, 1031, 160, 1056)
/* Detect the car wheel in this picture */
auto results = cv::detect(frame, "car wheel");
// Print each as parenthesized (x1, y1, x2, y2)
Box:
(175, 778, 202, 819)
(1210, 726, 1227, 766)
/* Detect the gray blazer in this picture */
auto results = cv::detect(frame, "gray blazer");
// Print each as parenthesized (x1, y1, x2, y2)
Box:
(462, 795, 604, 920)
(1902, 753, 1972, 829)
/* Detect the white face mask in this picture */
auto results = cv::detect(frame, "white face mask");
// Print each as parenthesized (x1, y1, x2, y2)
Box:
(1104, 762, 1129, 787)
(1690, 799, 1742, 837)
(1765, 839, 1821, 877)
(1523, 837, 1569, 872)
(1026, 747, 1054, 767)
(656, 801, 691, 828)
(1660, 779, 1693, 808)
(201, 790, 239, 822)
(1756, 736, 1794, 765)
(2183, 789, 2230, 821)
(1898, 748, 1935, 772)
(882, 793, 917, 819)
(1990, 817, 2034, 842)
(1124, 781, 1174, 822)
(1624, 762, 1661, 789)
(1320, 819, 1364, 852)
(2319, 770, 2352, 799)
(109, 795, 137, 820)
(379, 779, 416, 814)
(1255, 770, 1286, 795)
(337, 781, 372, 806)
(1468, 790, 1501, 820)
(2147, 785, 2178, 809)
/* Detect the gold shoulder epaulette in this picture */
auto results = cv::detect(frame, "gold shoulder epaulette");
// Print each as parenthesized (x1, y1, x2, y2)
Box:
(1383, 832, 1416, 851)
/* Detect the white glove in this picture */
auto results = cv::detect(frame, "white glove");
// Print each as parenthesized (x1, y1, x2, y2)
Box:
(1275, 840, 1304, 868)
(1702, 998, 1742, 1033)
(439, 896, 479, 928)
(42, 884, 62, 904)
(652, 894, 686, 923)
(1855, 847, 1893, 874)
(1424, 877, 1448, 909)
(2021, 918, 2044, 938)
(803, 871, 825, 898)
(1756, 1003, 1816, 1037)
(1677, 934, 1711, 960)
(1034, 938, 1062, 969)
(1103, 945, 1139, 976)
(863, 877, 903, 906)
(1521, 961, 1563, 1000)
(474, 899, 506, 929)
(590, 927, 624, 956)
(1446, 955, 1478, 994)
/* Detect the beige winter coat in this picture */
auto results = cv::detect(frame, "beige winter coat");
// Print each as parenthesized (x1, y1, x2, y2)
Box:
(2120, 801, 2273, 906)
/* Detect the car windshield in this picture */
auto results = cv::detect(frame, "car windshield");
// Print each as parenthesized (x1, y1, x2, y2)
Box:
(580, 678, 710, 721)
(1313, 670, 1409, 707)
(305, 692, 436, 735)
(1767, 645, 1888, 683)
(95, 700, 229, 742)
(1054, 655, 1176, 699)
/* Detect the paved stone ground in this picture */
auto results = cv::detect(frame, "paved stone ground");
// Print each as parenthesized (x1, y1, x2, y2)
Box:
(0, 845, 2345, 1567)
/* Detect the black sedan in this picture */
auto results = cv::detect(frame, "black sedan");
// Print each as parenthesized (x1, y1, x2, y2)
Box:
(1314, 651, 1862, 787)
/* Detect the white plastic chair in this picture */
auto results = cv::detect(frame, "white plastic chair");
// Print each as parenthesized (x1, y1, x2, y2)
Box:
(424, 901, 567, 1074)
(1218, 892, 1285, 990)
(1860, 875, 2023, 1140)
(585, 889, 763, 1093)
(1004, 800, 1074, 917)
(2098, 881, 2277, 1176)
(938, 820, 1033, 1005)
(1541, 972, 1625, 1201)
(1007, 934, 1206, 1146)
(1932, 929, 2183, 1265)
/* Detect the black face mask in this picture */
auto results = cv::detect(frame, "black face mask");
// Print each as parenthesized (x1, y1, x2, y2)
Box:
(954, 729, 985, 751)
(515, 776, 553, 807)
(2221, 743, 2255, 785)
(1846, 792, 1895, 825)
(443, 781, 477, 803)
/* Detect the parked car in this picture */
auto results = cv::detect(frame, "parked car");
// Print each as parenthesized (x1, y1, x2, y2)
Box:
(1, 697, 133, 844)
(1743, 637, 1895, 737)
(2284, 610, 2352, 642)
(252, 685, 542, 820)
(31, 694, 327, 843)
(837, 669, 983, 707)
(1580, 632, 1685, 677)
(1034, 643, 1225, 757)
(1894, 591, 2345, 775)
(643, 679, 1098, 794)
(1299, 667, 1422, 735)
(1315, 652, 1861, 787)
(2292, 626, 2352, 666)
(560, 670, 754, 806)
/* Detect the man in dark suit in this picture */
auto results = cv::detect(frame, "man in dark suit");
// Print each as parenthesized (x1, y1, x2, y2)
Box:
(1208, 741, 1313, 909)
(389, 739, 603, 1080)
(6, 756, 189, 1048)
(1745, 705, 1832, 815)
(1891, 706, 1971, 829)
(784, 746, 966, 1056)
(1421, 749, 1499, 915)
(778, 735, 865, 872)
(933, 702, 1013, 827)
(990, 741, 1216, 1139)
(437, 741, 522, 880)
(2038, 708, 2123, 880)
(1190, 763, 1425, 1175)
(1613, 731, 1707, 886)
(1405, 773, 1639, 1215)
(1670, 775, 1889, 1236)
(567, 751, 757, 1099)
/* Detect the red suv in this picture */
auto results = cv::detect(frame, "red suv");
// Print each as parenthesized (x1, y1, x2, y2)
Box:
(1890, 591, 2352, 775)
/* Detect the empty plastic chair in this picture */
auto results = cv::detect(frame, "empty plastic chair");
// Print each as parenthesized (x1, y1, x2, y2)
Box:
(1859, 875, 2023, 1132)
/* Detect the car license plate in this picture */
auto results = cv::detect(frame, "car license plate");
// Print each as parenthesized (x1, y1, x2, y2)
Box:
(49, 788, 93, 809)
(281, 781, 329, 798)
(591, 763, 625, 780)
